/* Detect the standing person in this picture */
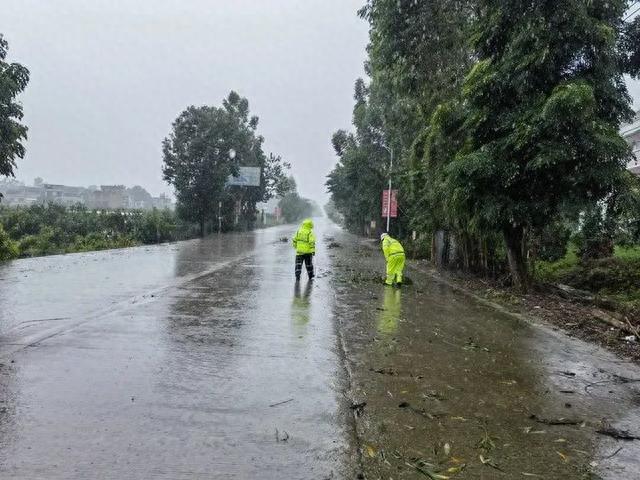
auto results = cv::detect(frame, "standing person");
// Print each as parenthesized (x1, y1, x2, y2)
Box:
(292, 218, 316, 282)
(380, 233, 405, 287)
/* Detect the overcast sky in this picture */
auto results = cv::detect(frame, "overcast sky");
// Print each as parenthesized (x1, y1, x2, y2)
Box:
(2, 0, 369, 200)
(2, 1, 639, 200)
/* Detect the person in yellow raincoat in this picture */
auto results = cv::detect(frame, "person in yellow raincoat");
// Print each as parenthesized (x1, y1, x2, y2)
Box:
(380, 233, 405, 287)
(292, 219, 316, 281)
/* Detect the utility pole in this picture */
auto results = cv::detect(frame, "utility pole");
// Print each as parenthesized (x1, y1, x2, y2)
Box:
(381, 144, 393, 233)
(386, 147, 393, 233)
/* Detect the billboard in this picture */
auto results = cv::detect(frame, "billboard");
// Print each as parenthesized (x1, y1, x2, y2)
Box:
(381, 189, 398, 218)
(227, 167, 261, 187)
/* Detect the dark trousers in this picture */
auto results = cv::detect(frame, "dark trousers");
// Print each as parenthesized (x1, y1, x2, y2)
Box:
(295, 254, 314, 279)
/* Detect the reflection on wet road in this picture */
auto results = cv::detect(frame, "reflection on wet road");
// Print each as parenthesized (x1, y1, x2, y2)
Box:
(1, 220, 639, 479)
(331, 235, 640, 479)
(0, 223, 354, 479)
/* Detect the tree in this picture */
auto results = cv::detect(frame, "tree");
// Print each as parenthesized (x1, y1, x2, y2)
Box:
(621, 14, 640, 77)
(278, 192, 313, 223)
(0, 34, 29, 180)
(326, 81, 389, 235)
(163, 91, 287, 235)
(324, 199, 343, 225)
(328, 1, 476, 237)
(0, 223, 19, 260)
(263, 154, 293, 199)
(443, 0, 634, 291)
(126, 186, 153, 207)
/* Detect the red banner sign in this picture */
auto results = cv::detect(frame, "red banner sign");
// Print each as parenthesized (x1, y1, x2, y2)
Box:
(381, 190, 398, 218)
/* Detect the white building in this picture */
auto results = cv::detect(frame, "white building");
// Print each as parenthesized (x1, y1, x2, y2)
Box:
(621, 110, 640, 174)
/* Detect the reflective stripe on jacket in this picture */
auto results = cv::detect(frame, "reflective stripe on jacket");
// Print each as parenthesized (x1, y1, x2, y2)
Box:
(292, 219, 316, 255)
(382, 236, 404, 261)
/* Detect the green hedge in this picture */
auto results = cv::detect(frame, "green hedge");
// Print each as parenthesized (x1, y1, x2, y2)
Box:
(0, 204, 192, 259)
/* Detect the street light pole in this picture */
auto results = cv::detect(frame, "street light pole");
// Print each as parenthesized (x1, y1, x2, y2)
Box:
(385, 146, 393, 233)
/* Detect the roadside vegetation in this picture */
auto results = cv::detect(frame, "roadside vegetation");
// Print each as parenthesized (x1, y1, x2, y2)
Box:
(536, 244, 640, 310)
(276, 177, 321, 224)
(327, 1, 640, 299)
(0, 204, 190, 260)
(0, 40, 311, 259)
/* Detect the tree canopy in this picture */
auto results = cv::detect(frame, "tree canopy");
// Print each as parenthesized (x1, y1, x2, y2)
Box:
(0, 34, 29, 179)
(162, 91, 289, 235)
(328, 0, 639, 291)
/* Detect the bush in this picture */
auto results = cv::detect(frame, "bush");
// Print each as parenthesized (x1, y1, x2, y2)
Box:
(534, 243, 579, 283)
(0, 224, 19, 260)
(71, 232, 136, 252)
(0, 204, 188, 258)
(561, 257, 640, 296)
(532, 221, 572, 262)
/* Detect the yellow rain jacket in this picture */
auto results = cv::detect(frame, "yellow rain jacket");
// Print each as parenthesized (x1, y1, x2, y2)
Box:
(292, 219, 316, 255)
(382, 235, 404, 260)
(382, 235, 405, 286)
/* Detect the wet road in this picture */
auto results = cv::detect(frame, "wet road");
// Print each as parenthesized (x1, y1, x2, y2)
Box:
(0, 223, 356, 479)
(1, 220, 640, 479)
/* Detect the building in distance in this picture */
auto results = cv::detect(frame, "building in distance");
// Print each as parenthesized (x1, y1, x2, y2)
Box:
(0, 179, 174, 210)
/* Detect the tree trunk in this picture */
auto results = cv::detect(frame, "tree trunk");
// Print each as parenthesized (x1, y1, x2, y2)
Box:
(504, 225, 529, 293)
(199, 218, 205, 237)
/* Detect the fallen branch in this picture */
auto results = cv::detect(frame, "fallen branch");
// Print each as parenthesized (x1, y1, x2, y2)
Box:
(601, 447, 624, 460)
(597, 426, 640, 441)
(625, 318, 640, 340)
(269, 398, 294, 408)
(591, 309, 637, 337)
(529, 414, 582, 426)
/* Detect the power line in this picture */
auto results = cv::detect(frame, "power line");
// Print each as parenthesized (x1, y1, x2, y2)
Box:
(625, 2, 640, 21)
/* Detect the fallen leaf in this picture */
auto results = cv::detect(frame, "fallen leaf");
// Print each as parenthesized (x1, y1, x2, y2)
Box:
(500, 380, 518, 386)
(446, 464, 466, 474)
(406, 462, 450, 479)
(366, 445, 376, 458)
(479, 455, 502, 471)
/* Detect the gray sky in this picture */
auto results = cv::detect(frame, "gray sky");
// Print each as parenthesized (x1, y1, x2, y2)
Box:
(2, 1, 639, 200)
(2, 0, 369, 200)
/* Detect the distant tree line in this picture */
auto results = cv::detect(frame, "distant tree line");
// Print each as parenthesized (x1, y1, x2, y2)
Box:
(276, 176, 319, 223)
(327, 0, 640, 291)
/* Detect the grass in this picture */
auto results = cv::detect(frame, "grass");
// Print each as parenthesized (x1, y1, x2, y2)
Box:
(534, 244, 579, 283)
(535, 243, 640, 310)
(614, 244, 640, 261)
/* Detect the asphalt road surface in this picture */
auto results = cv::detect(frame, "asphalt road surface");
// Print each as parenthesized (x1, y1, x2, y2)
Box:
(1, 220, 639, 479)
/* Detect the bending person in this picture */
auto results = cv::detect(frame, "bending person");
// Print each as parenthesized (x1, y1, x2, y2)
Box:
(380, 233, 405, 287)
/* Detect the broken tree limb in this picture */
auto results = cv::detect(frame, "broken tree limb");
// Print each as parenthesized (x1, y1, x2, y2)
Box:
(529, 414, 582, 426)
(591, 309, 637, 337)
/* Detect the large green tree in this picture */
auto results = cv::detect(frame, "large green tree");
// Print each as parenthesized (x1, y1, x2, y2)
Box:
(162, 92, 288, 235)
(328, 1, 475, 237)
(326, 80, 388, 234)
(0, 34, 29, 179)
(445, 0, 634, 290)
